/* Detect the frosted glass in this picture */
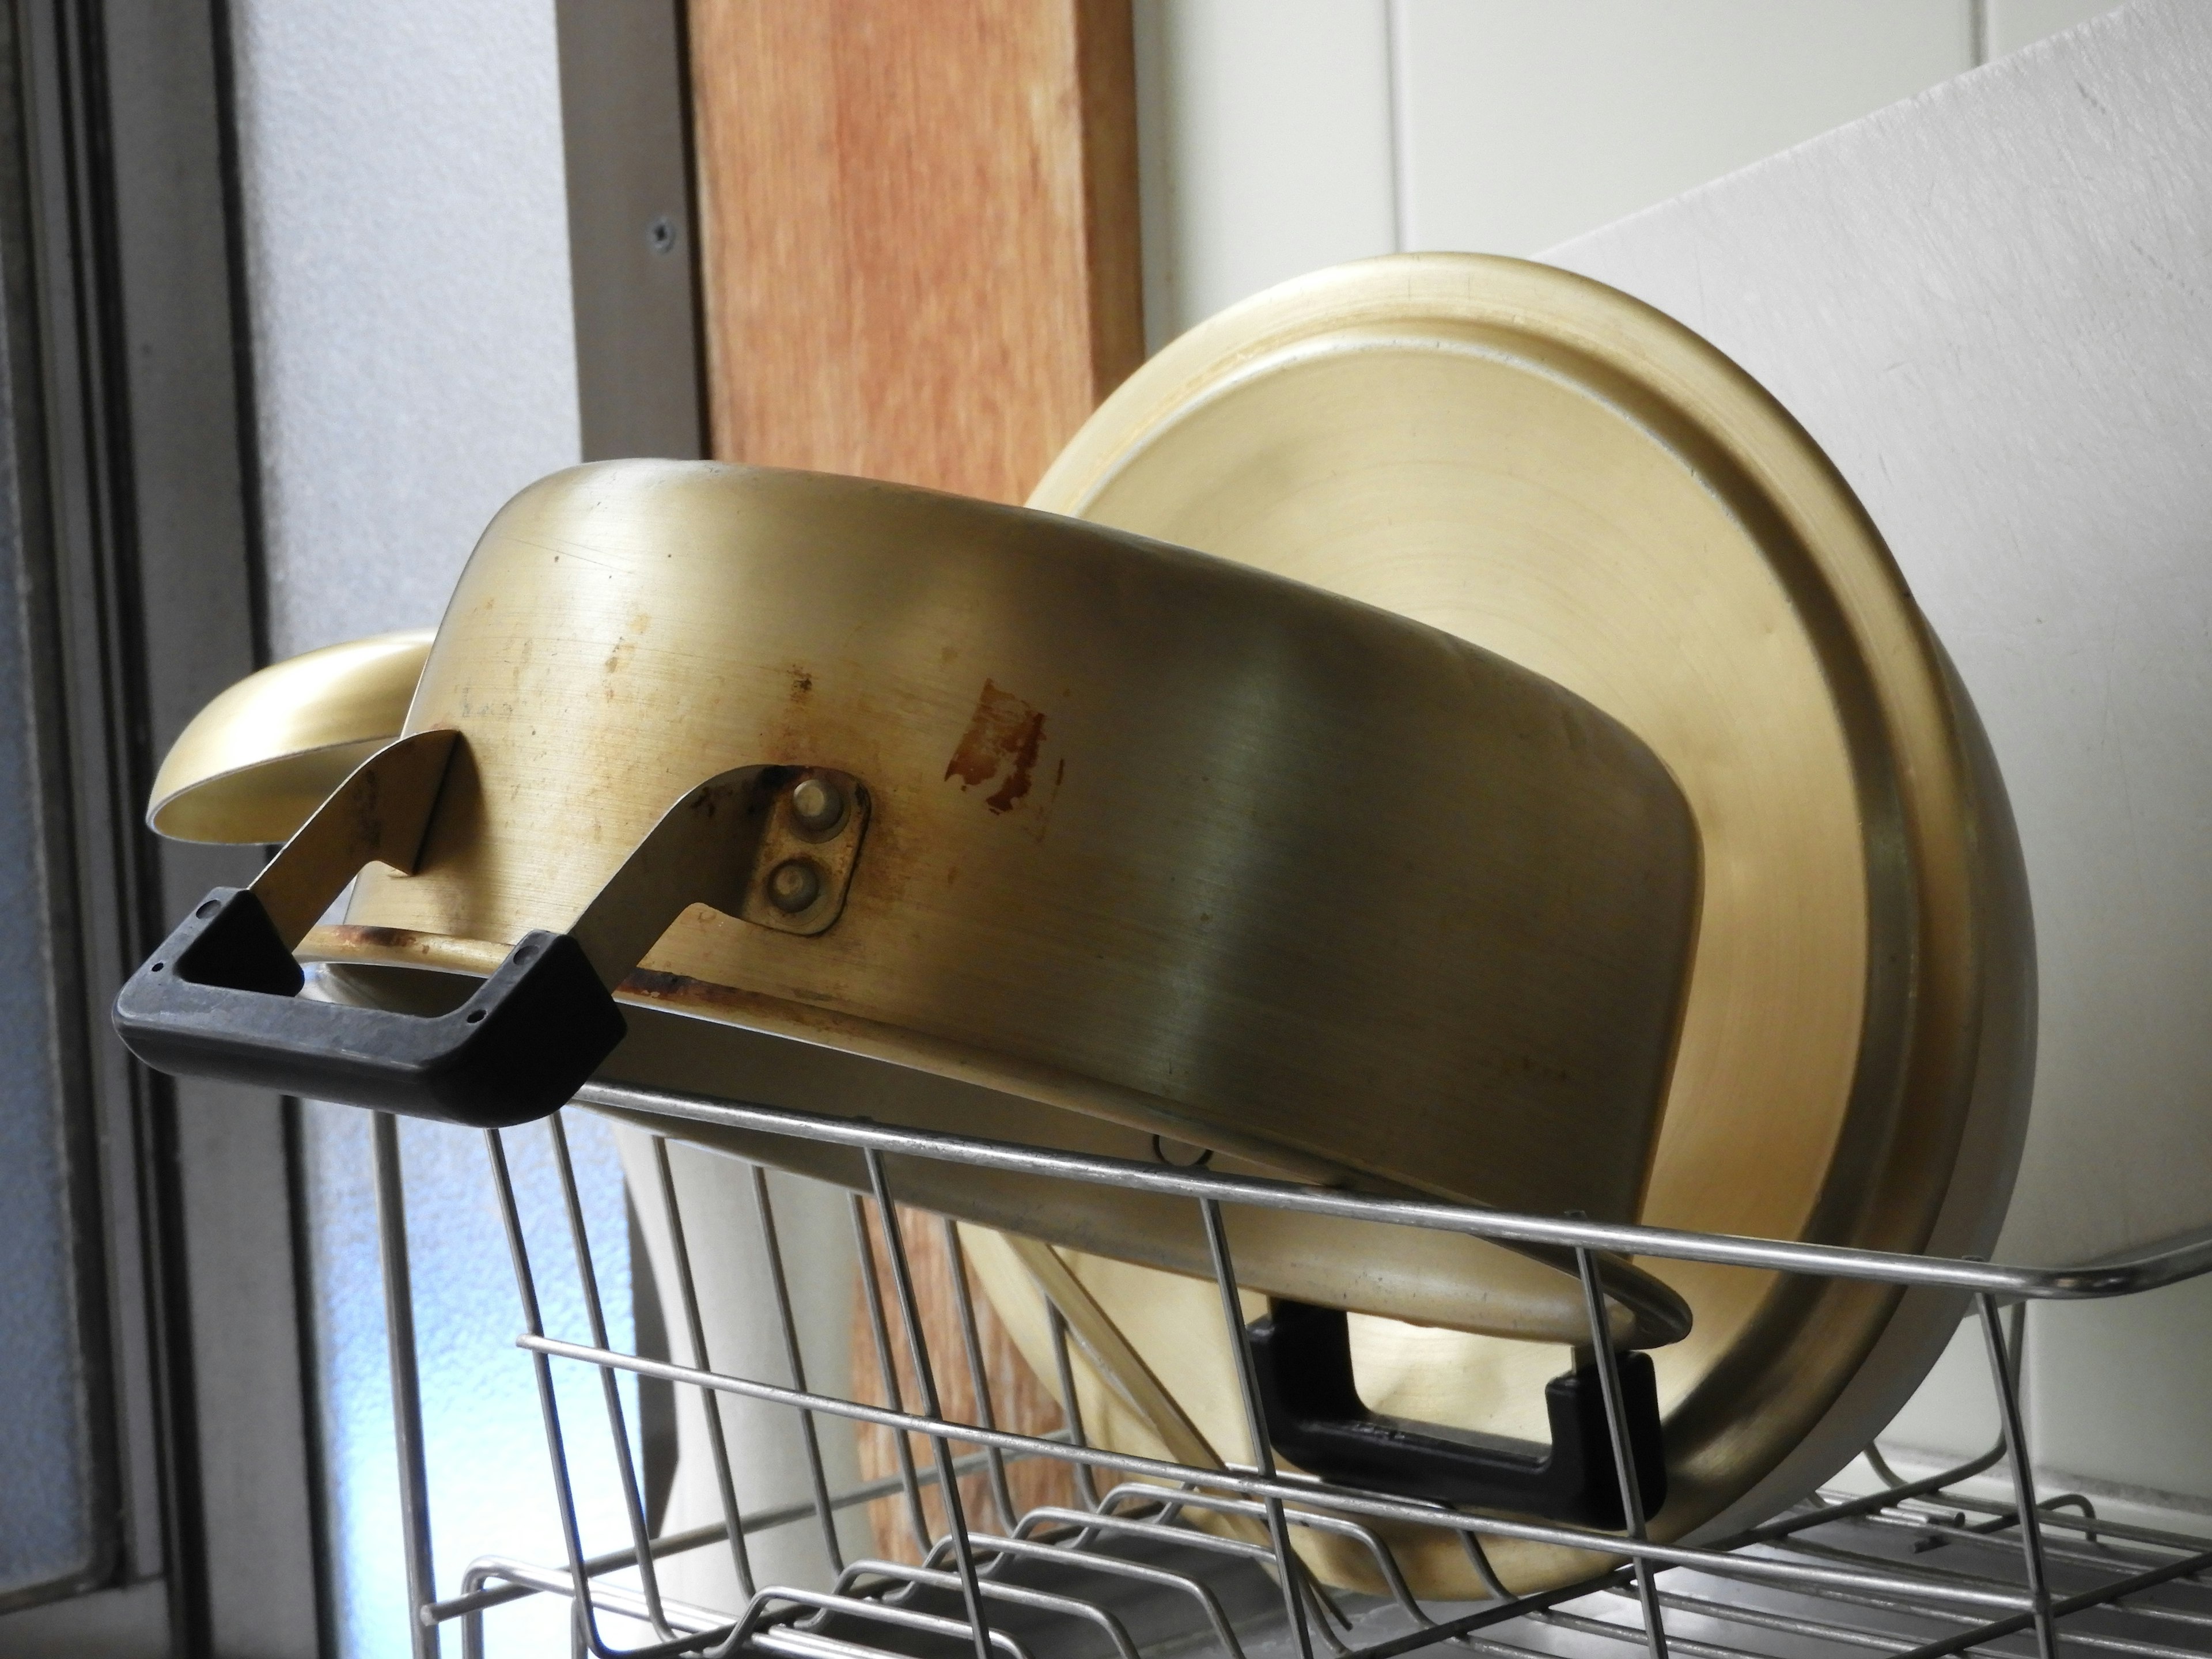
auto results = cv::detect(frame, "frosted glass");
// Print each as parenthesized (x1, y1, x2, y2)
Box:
(227, 0, 580, 657)
(228, 0, 591, 1636)
(304, 1105, 646, 1657)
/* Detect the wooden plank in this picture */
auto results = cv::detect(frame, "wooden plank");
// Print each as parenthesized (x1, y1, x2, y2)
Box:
(687, 0, 1143, 1556)
(689, 0, 1141, 503)
(851, 1207, 1093, 1555)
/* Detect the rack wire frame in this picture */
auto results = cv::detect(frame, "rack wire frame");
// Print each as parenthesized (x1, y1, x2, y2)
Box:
(362, 1081, 2212, 1659)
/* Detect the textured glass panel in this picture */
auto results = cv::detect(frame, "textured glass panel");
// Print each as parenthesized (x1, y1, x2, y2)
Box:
(304, 1104, 639, 1657)
(0, 315, 97, 1601)
(227, 0, 606, 1642)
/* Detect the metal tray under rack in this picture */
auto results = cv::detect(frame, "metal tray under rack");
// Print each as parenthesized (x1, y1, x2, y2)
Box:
(357, 1080, 2212, 1659)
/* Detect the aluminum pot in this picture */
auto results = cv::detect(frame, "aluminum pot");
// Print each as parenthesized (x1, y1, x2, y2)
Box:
(122, 459, 1700, 1347)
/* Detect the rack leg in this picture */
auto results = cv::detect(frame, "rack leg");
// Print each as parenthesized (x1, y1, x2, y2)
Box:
(1047, 1302, 1101, 1510)
(1200, 1196, 1315, 1659)
(850, 1192, 934, 1556)
(752, 1164, 844, 1575)
(372, 1112, 439, 1659)
(652, 1137, 756, 1600)
(1979, 1294, 2059, 1659)
(548, 1115, 675, 1638)
(1576, 1244, 1668, 1659)
(864, 1149, 997, 1659)
(941, 1218, 1020, 1534)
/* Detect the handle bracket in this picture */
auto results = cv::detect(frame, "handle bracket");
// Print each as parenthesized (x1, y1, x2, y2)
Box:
(1249, 1299, 1667, 1527)
(115, 739, 874, 1128)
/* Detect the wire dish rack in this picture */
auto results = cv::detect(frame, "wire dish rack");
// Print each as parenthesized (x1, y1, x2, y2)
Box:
(358, 1079, 2212, 1659)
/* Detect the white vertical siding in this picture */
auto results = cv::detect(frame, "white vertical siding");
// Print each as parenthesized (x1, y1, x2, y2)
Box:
(1393, 0, 1974, 257)
(1134, 0, 1398, 346)
(1139, 0, 2124, 344)
(1990, 0, 2128, 55)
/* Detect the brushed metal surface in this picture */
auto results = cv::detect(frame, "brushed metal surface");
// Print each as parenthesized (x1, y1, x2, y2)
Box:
(139, 252, 2034, 1601)
(340, 461, 1696, 1232)
(308, 948, 1687, 1351)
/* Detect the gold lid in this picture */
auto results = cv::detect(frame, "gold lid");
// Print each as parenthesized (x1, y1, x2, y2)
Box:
(997, 252, 2033, 1595)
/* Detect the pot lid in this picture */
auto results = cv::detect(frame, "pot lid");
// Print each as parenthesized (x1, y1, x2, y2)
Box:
(996, 252, 2035, 1595)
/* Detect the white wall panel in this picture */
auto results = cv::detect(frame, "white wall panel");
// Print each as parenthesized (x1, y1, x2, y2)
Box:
(1135, 1, 2127, 349)
(1135, 0, 1397, 345)
(1990, 0, 2128, 57)
(1547, 0, 2212, 1274)
(2033, 1274, 2212, 1505)
(1544, 0, 2212, 1495)
(1394, 0, 1973, 256)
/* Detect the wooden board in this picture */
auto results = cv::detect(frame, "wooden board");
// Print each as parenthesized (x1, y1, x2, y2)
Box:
(689, 0, 1142, 504)
(849, 1207, 1089, 1554)
(687, 0, 1144, 1556)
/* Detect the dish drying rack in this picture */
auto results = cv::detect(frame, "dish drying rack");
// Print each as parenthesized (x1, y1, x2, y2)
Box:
(358, 1080, 2212, 1659)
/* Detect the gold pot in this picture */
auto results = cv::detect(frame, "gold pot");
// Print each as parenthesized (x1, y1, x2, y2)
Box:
(129, 454, 1700, 1347)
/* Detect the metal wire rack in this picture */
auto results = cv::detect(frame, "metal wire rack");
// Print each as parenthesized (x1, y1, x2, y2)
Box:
(360, 1078, 2212, 1659)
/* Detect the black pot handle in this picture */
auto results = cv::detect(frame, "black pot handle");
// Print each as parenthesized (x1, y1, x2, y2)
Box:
(111, 729, 626, 1126)
(113, 732, 871, 1128)
(1248, 1299, 1667, 1528)
(113, 887, 624, 1128)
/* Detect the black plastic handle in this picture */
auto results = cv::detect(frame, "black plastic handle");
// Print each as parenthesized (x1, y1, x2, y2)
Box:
(113, 887, 627, 1128)
(1249, 1299, 1666, 1528)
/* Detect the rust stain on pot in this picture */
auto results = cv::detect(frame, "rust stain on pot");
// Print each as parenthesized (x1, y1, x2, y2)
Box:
(945, 679, 1047, 815)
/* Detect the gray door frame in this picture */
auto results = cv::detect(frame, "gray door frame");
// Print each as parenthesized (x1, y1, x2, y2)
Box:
(0, 0, 316, 1652)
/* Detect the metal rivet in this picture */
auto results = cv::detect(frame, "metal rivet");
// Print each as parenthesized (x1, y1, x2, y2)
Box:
(789, 776, 846, 834)
(646, 214, 677, 254)
(766, 858, 822, 913)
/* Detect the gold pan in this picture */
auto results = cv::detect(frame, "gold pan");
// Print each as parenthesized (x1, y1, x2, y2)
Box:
(146, 458, 1702, 1347)
(979, 253, 2035, 1596)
